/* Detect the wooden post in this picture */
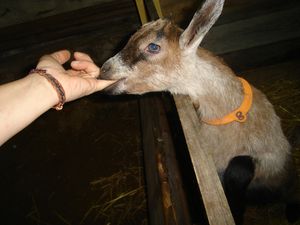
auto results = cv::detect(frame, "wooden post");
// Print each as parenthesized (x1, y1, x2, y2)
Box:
(140, 94, 192, 225)
(135, 0, 148, 24)
(173, 94, 235, 225)
(135, 1, 235, 224)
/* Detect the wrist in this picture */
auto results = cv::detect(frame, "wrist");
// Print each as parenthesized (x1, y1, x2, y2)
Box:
(27, 69, 66, 110)
(25, 73, 59, 110)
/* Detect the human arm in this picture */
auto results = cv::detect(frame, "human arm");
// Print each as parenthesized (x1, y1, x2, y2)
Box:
(0, 50, 113, 146)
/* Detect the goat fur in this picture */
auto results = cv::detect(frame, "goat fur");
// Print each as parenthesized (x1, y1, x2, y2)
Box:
(100, 0, 292, 201)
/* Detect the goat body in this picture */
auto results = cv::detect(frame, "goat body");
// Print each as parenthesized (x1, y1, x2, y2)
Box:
(100, 0, 295, 223)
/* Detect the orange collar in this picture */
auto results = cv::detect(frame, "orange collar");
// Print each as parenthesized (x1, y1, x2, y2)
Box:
(202, 77, 253, 126)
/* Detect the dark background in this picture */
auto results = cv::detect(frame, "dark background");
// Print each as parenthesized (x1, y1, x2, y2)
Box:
(0, 0, 299, 224)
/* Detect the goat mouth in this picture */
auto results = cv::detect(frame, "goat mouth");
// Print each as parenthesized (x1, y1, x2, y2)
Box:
(102, 78, 126, 95)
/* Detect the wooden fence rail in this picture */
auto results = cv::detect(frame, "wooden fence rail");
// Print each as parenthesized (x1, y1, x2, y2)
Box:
(136, 0, 235, 224)
(174, 95, 235, 225)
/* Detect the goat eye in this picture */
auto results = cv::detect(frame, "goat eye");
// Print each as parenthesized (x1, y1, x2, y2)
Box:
(146, 43, 161, 54)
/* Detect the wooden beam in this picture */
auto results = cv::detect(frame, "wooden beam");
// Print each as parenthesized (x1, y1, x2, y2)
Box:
(221, 38, 300, 72)
(241, 59, 300, 84)
(140, 94, 192, 225)
(144, 1, 235, 223)
(217, 0, 300, 26)
(173, 95, 235, 225)
(140, 95, 165, 225)
(0, 0, 140, 82)
(203, 7, 300, 54)
(144, 0, 160, 21)
(135, 0, 149, 24)
(0, 0, 138, 54)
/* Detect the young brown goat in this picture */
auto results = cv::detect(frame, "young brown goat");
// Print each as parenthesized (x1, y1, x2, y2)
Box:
(100, 0, 297, 223)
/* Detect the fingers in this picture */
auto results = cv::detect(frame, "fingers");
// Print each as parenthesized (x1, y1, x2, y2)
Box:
(38, 50, 71, 70)
(71, 60, 100, 78)
(50, 50, 71, 64)
(74, 52, 94, 62)
(71, 52, 100, 78)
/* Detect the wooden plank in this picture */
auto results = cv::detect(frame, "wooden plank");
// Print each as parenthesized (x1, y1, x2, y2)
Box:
(241, 59, 300, 85)
(156, 1, 234, 223)
(173, 95, 235, 225)
(0, 0, 123, 28)
(203, 7, 300, 54)
(220, 38, 300, 72)
(217, 0, 300, 26)
(144, 0, 160, 20)
(0, 0, 140, 83)
(0, 25, 138, 84)
(140, 94, 192, 225)
(156, 95, 193, 225)
(135, 0, 149, 24)
(160, 0, 300, 27)
(139, 96, 165, 225)
(0, 0, 138, 54)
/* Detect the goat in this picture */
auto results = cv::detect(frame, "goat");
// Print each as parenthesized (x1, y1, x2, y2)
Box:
(100, 0, 298, 223)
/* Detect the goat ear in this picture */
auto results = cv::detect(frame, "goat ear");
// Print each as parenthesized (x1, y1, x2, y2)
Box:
(179, 0, 224, 53)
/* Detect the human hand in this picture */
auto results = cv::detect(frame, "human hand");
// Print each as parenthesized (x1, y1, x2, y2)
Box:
(35, 50, 115, 102)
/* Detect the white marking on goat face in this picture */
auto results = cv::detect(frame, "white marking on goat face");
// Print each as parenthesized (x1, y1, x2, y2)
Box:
(100, 19, 183, 95)
(101, 54, 131, 80)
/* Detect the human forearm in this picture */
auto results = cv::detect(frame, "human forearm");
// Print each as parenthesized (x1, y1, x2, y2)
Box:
(0, 50, 115, 146)
(0, 74, 57, 145)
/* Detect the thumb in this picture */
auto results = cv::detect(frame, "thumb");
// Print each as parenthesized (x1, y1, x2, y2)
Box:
(71, 60, 100, 78)
(50, 50, 71, 64)
(95, 80, 116, 92)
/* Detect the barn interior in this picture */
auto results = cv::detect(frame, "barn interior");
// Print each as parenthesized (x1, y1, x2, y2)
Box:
(0, 0, 299, 224)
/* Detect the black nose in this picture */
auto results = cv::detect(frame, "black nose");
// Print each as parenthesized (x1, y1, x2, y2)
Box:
(100, 62, 112, 80)
(101, 62, 111, 73)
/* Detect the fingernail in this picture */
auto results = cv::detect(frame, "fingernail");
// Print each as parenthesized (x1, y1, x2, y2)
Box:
(72, 61, 79, 65)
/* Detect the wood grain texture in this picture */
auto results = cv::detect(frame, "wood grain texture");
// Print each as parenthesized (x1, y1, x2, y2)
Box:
(139, 96, 165, 225)
(0, 0, 138, 54)
(173, 95, 235, 225)
(217, 0, 300, 25)
(140, 95, 192, 225)
(0, 0, 115, 28)
(203, 7, 300, 54)
(221, 38, 300, 72)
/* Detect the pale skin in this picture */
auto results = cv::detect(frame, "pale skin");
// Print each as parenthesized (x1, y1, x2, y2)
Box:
(0, 50, 114, 146)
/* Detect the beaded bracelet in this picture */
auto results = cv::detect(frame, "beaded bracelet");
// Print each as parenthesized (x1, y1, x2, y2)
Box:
(29, 69, 66, 110)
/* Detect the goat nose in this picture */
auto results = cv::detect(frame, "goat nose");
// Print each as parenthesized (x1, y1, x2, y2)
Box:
(101, 62, 111, 74)
(100, 62, 112, 80)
